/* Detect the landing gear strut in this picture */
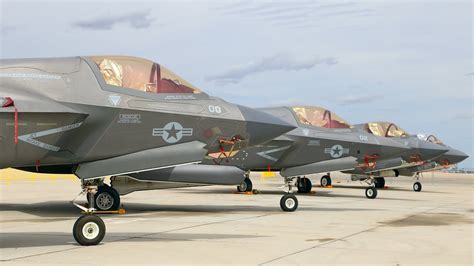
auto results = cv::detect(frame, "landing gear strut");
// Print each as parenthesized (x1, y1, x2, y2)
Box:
(72, 178, 106, 246)
(280, 176, 298, 212)
(237, 172, 253, 192)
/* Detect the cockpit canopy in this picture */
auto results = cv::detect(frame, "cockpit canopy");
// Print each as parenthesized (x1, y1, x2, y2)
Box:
(367, 122, 409, 138)
(425, 135, 444, 145)
(291, 106, 352, 129)
(90, 56, 202, 94)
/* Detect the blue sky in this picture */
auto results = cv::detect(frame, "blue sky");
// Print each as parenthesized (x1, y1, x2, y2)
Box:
(1, 0, 472, 168)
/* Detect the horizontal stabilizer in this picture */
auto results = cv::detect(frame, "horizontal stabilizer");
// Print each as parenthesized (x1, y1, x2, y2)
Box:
(281, 156, 358, 177)
(75, 141, 207, 179)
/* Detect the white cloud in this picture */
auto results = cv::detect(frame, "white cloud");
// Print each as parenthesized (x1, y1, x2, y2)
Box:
(336, 94, 383, 105)
(206, 54, 337, 84)
(72, 10, 154, 30)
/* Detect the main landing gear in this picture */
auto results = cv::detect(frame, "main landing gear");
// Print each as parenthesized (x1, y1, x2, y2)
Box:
(296, 176, 312, 193)
(71, 178, 106, 246)
(374, 177, 385, 188)
(89, 184, 121, 211)
(280, 176, 298, 212)
(237, 172, 253, 192)
(413, 172, 422, 192)
(320, 173, 331, 187)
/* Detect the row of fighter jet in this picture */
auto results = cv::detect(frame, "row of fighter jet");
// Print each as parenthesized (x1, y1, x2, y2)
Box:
(0, 56, 468, 246)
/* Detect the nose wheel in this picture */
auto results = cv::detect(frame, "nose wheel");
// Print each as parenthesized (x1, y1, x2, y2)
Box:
(73, 214, 106, 246)
(279, 176, 299, 212)
(71, 178, 108, 246)
(413, 172, 423, 192)
(413, 181, 422, 192)
(280, 194, 298, 212)
(364, 177, 378, 199)
(365, 186, 378, 199)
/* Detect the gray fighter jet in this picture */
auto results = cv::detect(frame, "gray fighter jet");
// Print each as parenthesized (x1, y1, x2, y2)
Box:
(92, 106, 409, 213)
(0, 56, 295, 245)
(339, 122, 452, 192)
(390, 134, 468, 184)
(195, 106, 410, 208)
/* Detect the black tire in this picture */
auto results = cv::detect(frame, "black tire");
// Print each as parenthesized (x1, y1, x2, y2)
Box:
(94, 185, 120, 211)
(237, 178, 253, 192)
(73, 215, 106, 246)
(280, 194, 298, 212)
(374, 177, 385, 188)
(365, 187, 377, 199)
(413, 182, 422, 192)
(320, 175, 331, 187)
(297, 177, 312, 193)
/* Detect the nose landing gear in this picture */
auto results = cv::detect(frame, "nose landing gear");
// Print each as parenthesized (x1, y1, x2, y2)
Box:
(365, 186, 378, 199)
(364, 176, 378, 199)
(280, 176, 299, 212)
(71, 178, 106, 246)
(413, 172, 423, 192)
(73, 214, 106, 246)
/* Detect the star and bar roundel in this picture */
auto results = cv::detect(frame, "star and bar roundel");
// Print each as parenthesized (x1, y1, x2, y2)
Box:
(152, 122, 193, 144)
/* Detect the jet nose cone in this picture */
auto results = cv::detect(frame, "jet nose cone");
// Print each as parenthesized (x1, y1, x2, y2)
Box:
(379, 138, 411, 158)
(238, 105, 296, 146)
(444, 148, 469, 164)
(417, 141, 449, 161)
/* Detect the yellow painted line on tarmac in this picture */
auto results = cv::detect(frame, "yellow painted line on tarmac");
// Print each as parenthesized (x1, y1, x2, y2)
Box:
(0, 168, 77, 184)
(261, 171, 276, 177)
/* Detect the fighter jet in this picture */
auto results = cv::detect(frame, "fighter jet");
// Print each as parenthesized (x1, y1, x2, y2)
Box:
(194, 106, 409, 209)
(394, 134, 469, 183)
(0, 55, 295, 245)
(92, 106, 409, 213)
(340, 122, 450, 192)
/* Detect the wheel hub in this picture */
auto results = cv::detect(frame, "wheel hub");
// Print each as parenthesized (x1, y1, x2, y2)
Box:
(82, 222, 100, 240)
(285, 198, 295, 208)
(96, 192, 114, 210)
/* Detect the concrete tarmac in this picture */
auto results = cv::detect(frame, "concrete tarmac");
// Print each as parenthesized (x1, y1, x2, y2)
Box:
(0, 170, 472, 265)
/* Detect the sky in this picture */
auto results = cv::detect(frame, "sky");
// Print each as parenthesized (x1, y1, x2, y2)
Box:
(1, 0, 473, 168)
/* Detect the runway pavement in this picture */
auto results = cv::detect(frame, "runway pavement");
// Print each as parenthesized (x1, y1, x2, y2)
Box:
(0, 169, 472, 265)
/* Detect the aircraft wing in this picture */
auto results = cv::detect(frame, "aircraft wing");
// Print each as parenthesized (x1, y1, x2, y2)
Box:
(75, 141, 207, 179)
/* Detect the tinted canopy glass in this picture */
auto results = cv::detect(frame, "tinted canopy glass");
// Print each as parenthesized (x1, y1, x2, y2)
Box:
(367, 122, 409, 137)
(90, 56, 201, 94)
(425, 135, 444, 145)
(291, 106, 351, 128)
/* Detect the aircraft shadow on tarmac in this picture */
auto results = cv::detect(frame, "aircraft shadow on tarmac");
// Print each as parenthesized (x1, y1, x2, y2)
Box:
(0, 231, 263, 249)
(174, 188, 423, 201)
(322, 184, 450, 194)
(0, 201, 382, 219)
